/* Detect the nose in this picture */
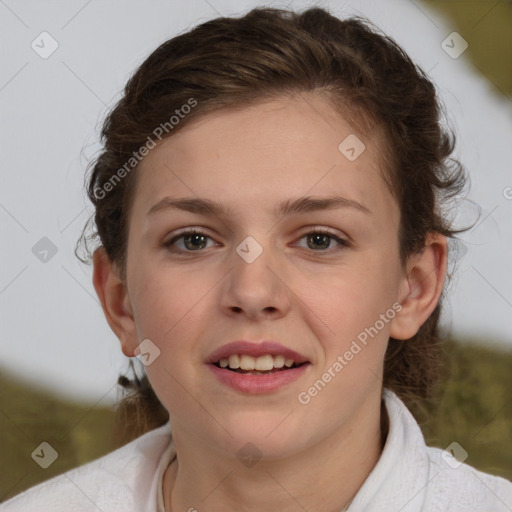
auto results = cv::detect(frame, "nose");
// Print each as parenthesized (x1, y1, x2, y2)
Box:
(219, 239, 291, 321)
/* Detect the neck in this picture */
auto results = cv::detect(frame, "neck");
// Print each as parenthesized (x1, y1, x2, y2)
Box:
(163, 391, 388, 512)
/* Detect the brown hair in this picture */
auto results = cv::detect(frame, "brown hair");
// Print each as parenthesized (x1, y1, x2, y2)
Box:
(77, 6, 468, 441)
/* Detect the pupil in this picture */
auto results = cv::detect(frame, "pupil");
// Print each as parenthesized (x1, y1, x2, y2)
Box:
(308, 233, 329, 250)
(185, 233, 207, 250)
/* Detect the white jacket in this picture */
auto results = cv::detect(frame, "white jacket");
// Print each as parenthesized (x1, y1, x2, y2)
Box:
(1, 388, 511, 511)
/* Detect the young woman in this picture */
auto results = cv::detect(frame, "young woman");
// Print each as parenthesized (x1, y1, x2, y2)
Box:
(2, 6, 511, 512)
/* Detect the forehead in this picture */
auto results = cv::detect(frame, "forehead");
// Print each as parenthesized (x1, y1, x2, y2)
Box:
(130, 94, 396, 224)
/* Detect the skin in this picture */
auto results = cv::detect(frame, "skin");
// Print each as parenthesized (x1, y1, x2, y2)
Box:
(93, 92, 447, 512)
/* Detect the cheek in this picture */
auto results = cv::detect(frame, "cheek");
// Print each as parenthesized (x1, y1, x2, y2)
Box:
(303, 258, 400, 362)
(133, 270, 214, 411)
(129, 264, 223, 384)
(130, 262, 206, 335)
(311, 260, 395, 322)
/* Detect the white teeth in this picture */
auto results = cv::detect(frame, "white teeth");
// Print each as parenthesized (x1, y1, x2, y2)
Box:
(217, 354, 299, 371)
(273, 355, 285, 368)
(228, 354, 240, 369)
(255, 355, 274, 371)
(239, 354, 255, 370)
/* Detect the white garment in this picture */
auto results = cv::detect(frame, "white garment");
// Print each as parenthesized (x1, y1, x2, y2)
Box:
(1, 388, 511, 511)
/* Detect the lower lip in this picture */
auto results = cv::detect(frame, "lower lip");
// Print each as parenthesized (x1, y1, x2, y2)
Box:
(207, 363, 311, 394)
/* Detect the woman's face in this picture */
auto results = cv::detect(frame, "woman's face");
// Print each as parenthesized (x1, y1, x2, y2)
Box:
(121, 93, 408, 457)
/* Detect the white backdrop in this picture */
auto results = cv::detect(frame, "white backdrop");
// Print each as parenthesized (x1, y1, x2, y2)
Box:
(1, 0, 511, 404)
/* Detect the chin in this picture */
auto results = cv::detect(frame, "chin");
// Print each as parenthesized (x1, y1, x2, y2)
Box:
(207, 415, 308, 460)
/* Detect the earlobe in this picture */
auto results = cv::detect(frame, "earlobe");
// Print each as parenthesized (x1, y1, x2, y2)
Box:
(389, 233, 448, 340)
(92, 246, 138, 357)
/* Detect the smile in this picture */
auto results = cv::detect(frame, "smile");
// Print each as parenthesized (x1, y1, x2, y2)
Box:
(213, 354, 305, 374)
(206, 340, 311, 393)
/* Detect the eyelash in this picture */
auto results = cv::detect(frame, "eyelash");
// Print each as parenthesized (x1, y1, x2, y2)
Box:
(162, 228, 350, 255)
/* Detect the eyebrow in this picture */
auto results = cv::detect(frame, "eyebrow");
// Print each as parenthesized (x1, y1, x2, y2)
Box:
(147, 195, 371, 218)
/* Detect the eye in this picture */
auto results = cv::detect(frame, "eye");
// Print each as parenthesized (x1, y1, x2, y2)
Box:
(163, 229, 217, 253)
(295, 229, 349, 252)
(162, 228, 349, 254)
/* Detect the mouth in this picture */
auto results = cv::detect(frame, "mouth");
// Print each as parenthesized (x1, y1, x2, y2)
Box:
(206, 341, 311, 393)
(212, 354, 309, 375)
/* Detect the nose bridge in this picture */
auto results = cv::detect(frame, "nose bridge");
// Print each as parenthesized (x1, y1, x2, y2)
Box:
(220, 234, 289, 317)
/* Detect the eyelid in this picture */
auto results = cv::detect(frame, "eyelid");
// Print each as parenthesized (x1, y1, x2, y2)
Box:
(164, 226, 212, 239)
(296, 223, 350, 240)
(296, 225, 345, 238)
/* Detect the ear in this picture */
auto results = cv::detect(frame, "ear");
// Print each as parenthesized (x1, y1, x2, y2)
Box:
(390, 233, 448, 340)
(92, 246, 138, 357)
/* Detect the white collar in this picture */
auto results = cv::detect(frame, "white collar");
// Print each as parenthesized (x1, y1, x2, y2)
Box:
(346, 388, 431, 511)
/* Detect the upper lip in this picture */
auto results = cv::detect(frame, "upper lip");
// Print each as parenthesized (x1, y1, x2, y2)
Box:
(206, 341, 309, 365)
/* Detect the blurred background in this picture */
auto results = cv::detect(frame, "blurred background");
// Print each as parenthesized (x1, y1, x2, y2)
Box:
(1, 0, 511, 501)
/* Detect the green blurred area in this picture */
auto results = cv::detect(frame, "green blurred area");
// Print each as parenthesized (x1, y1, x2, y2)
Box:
(1, 338, 512, 502)
(422, 0, 512, 98)
(0, 370, 120, 502)
(410, 339, 512, 482)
